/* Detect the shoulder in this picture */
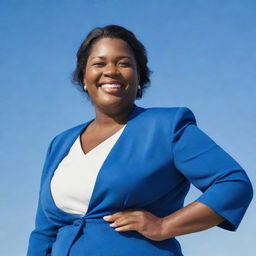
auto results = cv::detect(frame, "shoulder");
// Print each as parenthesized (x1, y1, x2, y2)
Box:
(137, 105, 197, 125)
(55, 122, 87, 138)
(49, 121, 90, 151)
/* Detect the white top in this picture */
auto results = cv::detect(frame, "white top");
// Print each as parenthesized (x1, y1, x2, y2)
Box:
(50, 125, 126, 216)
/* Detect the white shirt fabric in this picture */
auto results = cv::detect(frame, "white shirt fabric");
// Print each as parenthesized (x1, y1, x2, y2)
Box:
(50, 125, 126, 216)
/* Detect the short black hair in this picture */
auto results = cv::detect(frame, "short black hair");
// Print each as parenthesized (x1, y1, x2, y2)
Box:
(72, 24, 152, 99)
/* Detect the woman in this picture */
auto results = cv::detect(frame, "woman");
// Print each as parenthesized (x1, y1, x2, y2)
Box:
(27, 25, 253, 256)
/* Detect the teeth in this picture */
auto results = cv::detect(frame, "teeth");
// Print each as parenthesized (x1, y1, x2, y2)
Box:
(101, 84, 122, 88)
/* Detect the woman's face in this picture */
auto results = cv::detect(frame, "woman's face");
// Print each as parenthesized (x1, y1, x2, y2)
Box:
(83, 37, 139, 113)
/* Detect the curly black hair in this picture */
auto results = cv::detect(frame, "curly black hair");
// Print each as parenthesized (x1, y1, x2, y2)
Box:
(72, 24, 152, 99)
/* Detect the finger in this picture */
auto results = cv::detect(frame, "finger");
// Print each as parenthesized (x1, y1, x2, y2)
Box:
(110, 216, 135, 227)
(114, 224, 135, 232)
(103, 211, 123, 221)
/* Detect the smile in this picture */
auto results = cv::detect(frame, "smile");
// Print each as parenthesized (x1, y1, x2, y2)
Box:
(98, 83, 124, 94)
(100, 83, 122, 88)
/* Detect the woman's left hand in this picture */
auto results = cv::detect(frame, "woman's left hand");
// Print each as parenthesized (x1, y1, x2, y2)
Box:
(103, 208, 169, 241)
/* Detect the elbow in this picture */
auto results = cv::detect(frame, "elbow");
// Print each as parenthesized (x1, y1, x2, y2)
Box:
(238, 170, 254, 206)
(197, 169, 253, 231)
(244, 177, 253, 205)
(216, 178, 253, 232)
(229, 171, 253, 209)
(223, 169, 253, 206)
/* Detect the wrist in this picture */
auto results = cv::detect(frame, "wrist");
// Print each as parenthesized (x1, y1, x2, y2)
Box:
(160, 216, 175, 239)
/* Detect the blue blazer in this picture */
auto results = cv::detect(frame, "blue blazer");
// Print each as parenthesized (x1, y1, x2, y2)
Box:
(27, 104, 253, 256)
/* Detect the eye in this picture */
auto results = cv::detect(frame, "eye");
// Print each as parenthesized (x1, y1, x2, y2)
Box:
(92, 62, 105, 66)
(119, 62, 131, 67)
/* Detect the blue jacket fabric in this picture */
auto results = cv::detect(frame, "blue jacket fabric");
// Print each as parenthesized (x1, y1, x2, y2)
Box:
(27, 104, 253, 256)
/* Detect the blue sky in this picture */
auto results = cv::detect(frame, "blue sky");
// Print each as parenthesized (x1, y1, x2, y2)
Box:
(0, 1, 255, 255)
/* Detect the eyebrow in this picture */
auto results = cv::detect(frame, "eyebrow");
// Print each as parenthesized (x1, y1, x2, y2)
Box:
(90, 56, 132, 60)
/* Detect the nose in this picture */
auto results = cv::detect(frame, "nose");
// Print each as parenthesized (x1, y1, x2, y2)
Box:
(103, 63, 119, 76)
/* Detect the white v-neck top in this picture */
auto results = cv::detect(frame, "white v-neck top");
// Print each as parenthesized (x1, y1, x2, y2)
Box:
(50, 125, 126, 216)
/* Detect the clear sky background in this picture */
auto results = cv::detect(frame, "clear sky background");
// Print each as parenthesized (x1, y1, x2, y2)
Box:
(0, 0, 255, 255)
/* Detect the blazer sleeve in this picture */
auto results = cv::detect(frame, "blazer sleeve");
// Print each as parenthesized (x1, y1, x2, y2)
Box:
(27, 136, 59, 256)
(172, 107, 253, 231)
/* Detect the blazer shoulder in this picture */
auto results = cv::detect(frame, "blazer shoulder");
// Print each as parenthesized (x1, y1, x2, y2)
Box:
(141, 106, 197, 124)
(55, 122, 87, 138)
(50, 121, 89, 148)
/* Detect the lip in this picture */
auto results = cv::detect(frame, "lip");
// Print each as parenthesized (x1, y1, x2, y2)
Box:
(98, 82, 124, 95)
(98, 80, 124, 87)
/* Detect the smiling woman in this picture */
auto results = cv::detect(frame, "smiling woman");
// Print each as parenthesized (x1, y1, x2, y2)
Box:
(26, 25, 253, 256)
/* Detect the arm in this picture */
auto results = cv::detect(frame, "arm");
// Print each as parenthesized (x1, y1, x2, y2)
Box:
(102, 107, 253, 241)
(166, 107, 253, 235)
(27, 136, 59, 256)
(161, 201, 225, 238)
(103, 200, 225, 241)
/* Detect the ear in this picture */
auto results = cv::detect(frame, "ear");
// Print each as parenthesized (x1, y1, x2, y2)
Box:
(83, 78, 87, 87)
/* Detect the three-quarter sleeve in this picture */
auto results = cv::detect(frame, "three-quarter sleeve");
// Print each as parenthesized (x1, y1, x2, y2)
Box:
(172, 107, 253, 231)
(27, 136, 58, 256)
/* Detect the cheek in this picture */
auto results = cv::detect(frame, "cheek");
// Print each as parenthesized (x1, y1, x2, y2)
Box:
(84, 69, 101, 83)
(125, 69, 138, 83)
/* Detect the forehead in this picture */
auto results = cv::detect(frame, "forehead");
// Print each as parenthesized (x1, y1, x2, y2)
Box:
(88, 37, 135, 59)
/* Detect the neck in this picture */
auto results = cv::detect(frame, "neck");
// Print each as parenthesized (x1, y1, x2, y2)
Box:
(93, 103, 135, 128)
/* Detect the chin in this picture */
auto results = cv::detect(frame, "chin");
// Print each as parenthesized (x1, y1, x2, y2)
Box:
(97, 100, 132, 112)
